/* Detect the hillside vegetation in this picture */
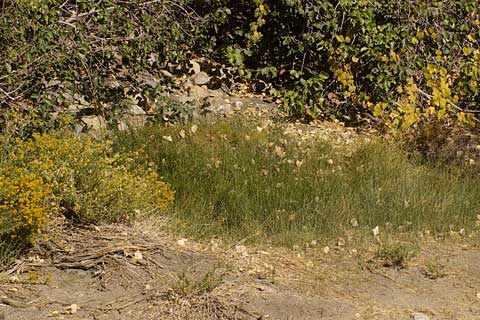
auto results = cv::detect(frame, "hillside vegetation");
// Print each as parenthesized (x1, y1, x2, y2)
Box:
(1, 0, 479, 133)
(1, 1, 479, 268)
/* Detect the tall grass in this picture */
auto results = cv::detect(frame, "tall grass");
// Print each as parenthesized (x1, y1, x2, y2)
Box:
(114, 121, 480, 246)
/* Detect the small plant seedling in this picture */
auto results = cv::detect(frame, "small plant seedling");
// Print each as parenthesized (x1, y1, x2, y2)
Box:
(374, 241, 418, 268)
(170, 270, 223, 299)
(422, 259, 446, 280)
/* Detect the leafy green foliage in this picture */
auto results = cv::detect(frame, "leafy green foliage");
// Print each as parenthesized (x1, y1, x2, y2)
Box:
(375, 241, 418, 268)
(195, 0, 480, 127)
(0, 129, 175, 247)
(1, 0, 478, 132)
(0, 0, 200, 132)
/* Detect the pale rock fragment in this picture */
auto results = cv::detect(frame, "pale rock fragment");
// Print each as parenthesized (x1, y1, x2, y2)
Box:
(372, 226, 380, 237)
(177, 238, 188, 247)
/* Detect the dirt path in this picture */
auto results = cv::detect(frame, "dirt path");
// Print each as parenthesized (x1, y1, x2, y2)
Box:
(1, 224, 479, 320)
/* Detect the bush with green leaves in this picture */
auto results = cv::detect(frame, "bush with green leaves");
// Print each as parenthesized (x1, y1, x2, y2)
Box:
(0, 0, 201, 134)
(195, 0, 479, 128)
(1, 0, 478, 132)
(0, 130, 175, 247)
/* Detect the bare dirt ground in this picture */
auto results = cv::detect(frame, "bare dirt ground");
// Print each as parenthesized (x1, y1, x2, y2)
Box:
(1, 223, 480, 320)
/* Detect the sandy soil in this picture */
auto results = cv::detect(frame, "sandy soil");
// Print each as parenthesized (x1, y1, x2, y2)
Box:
(1, 224, 479, 320)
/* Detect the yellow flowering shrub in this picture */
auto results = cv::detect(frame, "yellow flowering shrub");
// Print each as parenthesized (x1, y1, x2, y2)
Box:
(0, 168, 54, 242)
(1, 131, 175, 244)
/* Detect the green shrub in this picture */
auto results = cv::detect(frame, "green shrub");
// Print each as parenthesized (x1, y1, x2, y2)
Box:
(2, 0, 477, 132)
(195, 0, 480, 127)
(0, 130, 175, 245)
(0, 0, 200, 132)
(375, 241, 418, 268)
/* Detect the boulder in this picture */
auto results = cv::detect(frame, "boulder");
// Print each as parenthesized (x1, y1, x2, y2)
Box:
(188, 85, 211, 100)
(189, 60, 201, 74)
(191, 72, 210, 85)
(126, 104, 146, 116)
(411, 313, 430, 320)
(81, 115, 106, 131)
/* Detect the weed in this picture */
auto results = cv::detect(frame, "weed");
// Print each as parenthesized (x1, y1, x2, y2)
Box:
(422, 259, 447, 279)
(375, 241, 418, 268)
(170, 271, 223, 299)
(0, 240, 25, 272)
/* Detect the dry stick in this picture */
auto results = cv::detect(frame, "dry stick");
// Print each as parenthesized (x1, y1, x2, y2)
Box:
(417, 88, 480, 123)
(55, 243, 167, 269)
(61, 8, 99, 24)
(101, 292, 145, 311)
(5, 260, 26, 275)
(0, 296, 28, 308)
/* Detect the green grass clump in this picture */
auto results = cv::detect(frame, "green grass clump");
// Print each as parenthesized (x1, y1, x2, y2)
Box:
(375, 241, 418, 268)
(115, 120, 480, 246)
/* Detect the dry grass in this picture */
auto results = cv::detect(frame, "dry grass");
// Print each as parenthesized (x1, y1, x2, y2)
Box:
(114, 119, 480, 248)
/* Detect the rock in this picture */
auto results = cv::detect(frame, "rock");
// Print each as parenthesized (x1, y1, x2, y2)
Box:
(171, 94, 195, 104)
(411, 312, 429, 320)
(209, 89, 224, 97)
(189, 60, 201, 74)
(191, 72, 210, 85)
(177, 238, 188, 246)
(204, 96, 224, 111)
(323, 246, 330, 254)
(189, 85, 211, 100)
(350, 218, 359, 227)
(372, 226, 380, 237)
(126, 104, 146, 116)
(81, 115, 106, 130)
(216, 103, 233, 114)
(117, 115, 147, 130)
